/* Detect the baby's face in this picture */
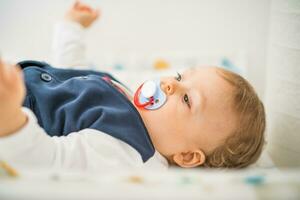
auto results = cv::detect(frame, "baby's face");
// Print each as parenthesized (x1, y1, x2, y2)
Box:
(137, 67, 237, 159)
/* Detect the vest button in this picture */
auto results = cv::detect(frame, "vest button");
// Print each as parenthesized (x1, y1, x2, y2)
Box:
(80, 76, 88, 79)
(40, 73, 52, 82)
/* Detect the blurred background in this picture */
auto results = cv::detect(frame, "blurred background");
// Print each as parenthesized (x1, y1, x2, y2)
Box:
(1, 0, 300, 168)
(0, 0, 270, 98)
(1, 1, 300, 199)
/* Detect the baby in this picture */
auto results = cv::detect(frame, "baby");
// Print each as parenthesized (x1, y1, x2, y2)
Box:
(0, 2, 265, 171)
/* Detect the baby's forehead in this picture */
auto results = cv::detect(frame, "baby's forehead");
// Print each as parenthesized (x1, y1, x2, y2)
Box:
(187, 66, 235, 105)
(183, 66, 220, 80)
(184, 66, 218, 74)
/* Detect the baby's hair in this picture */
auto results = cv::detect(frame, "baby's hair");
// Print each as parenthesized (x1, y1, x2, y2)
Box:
(203, 67, 266, 168)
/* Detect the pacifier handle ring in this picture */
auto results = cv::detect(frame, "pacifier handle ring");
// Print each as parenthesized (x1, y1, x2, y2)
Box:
(134, 83, 154, 108)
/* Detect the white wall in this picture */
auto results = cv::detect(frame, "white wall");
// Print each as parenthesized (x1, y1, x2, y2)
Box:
(0, 0, 270, 98)
(265, 0, 300, 167)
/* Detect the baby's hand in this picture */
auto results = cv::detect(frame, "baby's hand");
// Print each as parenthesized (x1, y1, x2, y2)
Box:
(0, 59, 27, 137)
(65, 1, 100, 28)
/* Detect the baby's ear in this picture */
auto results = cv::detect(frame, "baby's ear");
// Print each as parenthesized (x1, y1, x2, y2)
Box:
(172, 150, 205, 168)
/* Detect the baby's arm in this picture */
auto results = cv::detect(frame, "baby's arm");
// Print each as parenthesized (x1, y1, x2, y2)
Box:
(0, 108, 86, 170)
(0, 59, 27, 137)
(52, 1, 100, 68)
(0, 107, 133, 171)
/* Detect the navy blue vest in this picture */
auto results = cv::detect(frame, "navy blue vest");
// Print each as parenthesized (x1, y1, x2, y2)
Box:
(19, 60, 155, 162)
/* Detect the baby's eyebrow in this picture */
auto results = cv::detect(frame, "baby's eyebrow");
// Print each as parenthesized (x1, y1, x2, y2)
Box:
(188, 70, 207, 115)
(199, 90, 207, 113)
(191, 89, 204, 115)
(184, 67, 196, 76)
(189, 67, 196, 73)
(182, 67, 193, 77)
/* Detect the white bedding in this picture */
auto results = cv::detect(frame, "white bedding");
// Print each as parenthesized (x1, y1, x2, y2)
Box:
(0, 168, 299, 200)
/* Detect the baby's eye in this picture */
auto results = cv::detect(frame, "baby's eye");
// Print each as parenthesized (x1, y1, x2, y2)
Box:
(183, 94, 191, 108)
(175, 72, 182, 81)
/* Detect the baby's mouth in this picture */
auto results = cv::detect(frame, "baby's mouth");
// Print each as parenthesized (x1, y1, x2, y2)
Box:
(133, 79, 167, 110)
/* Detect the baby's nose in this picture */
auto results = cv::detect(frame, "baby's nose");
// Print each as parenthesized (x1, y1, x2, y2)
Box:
(161, 78, 176, 95)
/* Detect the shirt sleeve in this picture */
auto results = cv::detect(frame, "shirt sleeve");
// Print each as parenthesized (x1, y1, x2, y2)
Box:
(0, 108, 144, 172)
(51, 21, 90, 68)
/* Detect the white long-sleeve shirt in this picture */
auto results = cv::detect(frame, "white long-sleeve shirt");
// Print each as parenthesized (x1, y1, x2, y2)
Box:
(0, 21, 168, 172)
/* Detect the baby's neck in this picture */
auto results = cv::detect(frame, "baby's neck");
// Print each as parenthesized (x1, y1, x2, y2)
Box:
(112, 80, 169, 160)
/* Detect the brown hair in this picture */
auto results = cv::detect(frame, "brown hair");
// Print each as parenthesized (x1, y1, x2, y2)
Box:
(203, 68, 266, 168)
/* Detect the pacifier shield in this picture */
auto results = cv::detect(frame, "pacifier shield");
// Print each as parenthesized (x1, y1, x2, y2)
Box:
(134, 79, 167, 110)
(141, 81, 156, 98)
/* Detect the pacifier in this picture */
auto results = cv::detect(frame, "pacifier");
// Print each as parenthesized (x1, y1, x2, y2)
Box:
(134, 79, 167, 110)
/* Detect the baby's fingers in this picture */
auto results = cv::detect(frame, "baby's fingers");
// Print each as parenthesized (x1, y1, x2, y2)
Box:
(74, 1, 93, 12)
(0, 58, 11, 82)
(0, 58, 6, 79)
(8, 64, 23, 83)
(92, 9, 100, 19)
(0, 60, 22, 87)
